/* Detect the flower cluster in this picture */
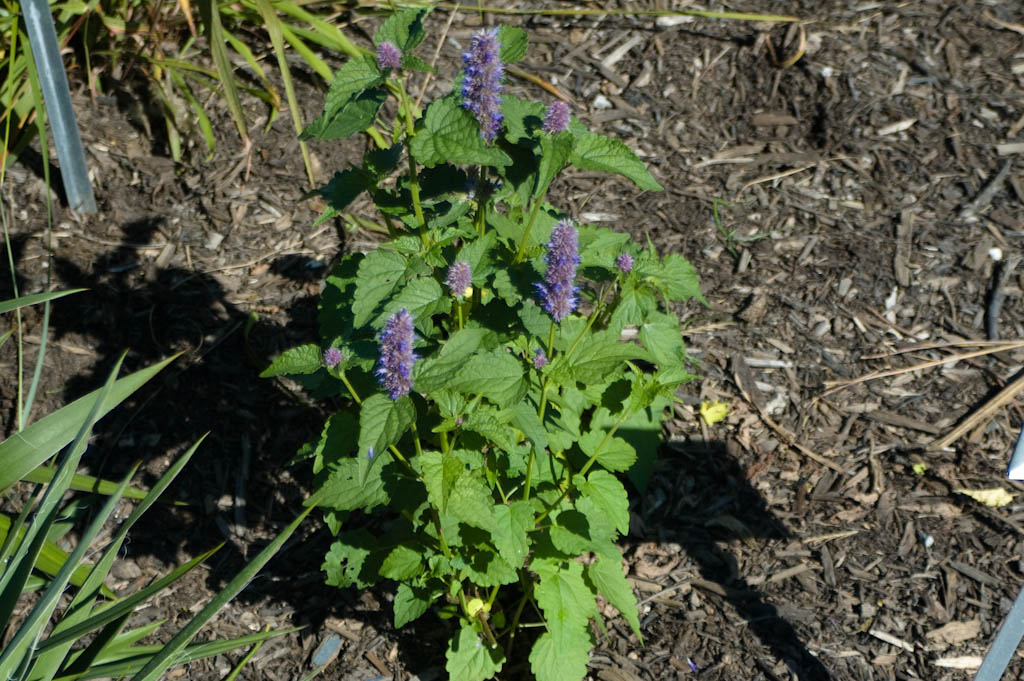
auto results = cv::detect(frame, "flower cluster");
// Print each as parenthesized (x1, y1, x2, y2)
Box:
(461, 28, 504, 143)
(323, 347, 343, 368)
(542, 101, 570, 134)
(536, 220, 580, 322)
(533, 349, 549, 369)
(377, 309, 416, 399)
(445, 260, 472, 298)
(377, 42, 402, 70)
(616, 253, 634, 273)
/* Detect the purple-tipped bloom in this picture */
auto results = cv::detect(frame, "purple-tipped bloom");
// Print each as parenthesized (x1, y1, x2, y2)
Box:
(543, 101, 570, 134)
(616, 253, 634, 274)
(535, 220, 580, 322)
(377, 42, 402, 70)
(377, 309, 416, 399)
(323, 347, 343, 368)
(445, 260, 472, 298)
(461, 28, 504, 143)
(533, 349, 548, 369)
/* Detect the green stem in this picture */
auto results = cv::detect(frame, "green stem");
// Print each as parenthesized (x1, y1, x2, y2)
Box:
(337, 370, 362, 405)
(513, 190, 547, 264)
(389, 78, 428, 246)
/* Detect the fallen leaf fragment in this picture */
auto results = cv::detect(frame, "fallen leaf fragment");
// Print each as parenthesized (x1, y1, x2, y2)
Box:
(925, 619, 980, 645)
(957, 488, 1016, 508)
(700, 400, 729, 426)
(933, 656, 982, 670)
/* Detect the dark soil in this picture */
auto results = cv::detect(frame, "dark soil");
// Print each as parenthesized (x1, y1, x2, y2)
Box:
(4, 1, 1024, 680)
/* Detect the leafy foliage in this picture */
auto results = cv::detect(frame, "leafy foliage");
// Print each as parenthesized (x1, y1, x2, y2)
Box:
(268, 10, 703, 681)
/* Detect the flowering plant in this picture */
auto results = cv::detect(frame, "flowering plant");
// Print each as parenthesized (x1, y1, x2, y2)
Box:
(264, 10, 703, 681)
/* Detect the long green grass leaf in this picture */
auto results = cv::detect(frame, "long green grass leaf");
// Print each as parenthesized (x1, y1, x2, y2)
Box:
(128, 492, 323, 681)
(198, 0, 248, 143)
(0, 289, 84, 315)
(0, 353, 178, 493)
(20, 467, 151, 500)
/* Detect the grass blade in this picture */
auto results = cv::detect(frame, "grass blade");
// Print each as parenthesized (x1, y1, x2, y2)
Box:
(128, 491, 323, 681)
(0, 289, 84, 315)
(198, 0, 249, 144)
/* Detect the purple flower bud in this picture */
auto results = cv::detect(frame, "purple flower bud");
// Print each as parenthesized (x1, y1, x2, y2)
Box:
(616, 253, 634, 273)
(542, 101, 570, 134)
(367, 447, 375, 461)
(533, 349, 548, 369)
(323, 347, 343, 368)
(535, 220, 580, 322)
(377, 309, 416, 399)
(445, 260, 472, 298)
(377, 42, 402, 70)
(461, 28, 504, 143)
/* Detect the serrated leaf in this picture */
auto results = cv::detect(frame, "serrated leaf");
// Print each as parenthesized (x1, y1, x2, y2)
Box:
(394, 583, 437, 628)
(447, 478, 497, 534)
(380, 544, 424, 580)
(375, 277, 450, 329)
(401, 53, 437, 73)
(414, 328, 494, 393)
(301, 56, 384, 141)
(535, 132, 573, 198)
(529, 630, 590, 681)
(659, 253, 704, 303)
(374, 7, 430, 52)
(448, 349, 526, 408)
(492, 501, 532, 568)
(579, 430, 636, 473)
(548, 509, 593, 556)
(497, 26, 528, 63)
(579, 470, 629, 535)
(563, 330, 646, 384)
(570, 131, 662, 191)
(318, 453, 391, 512)
(509, 401, 547, 455)
(421, 450, 465, 510)
(454, 545, 517, 586)
(410, 96, 513, 168)
(260, 343, 323, 377)
(501, 95, 546, 143)
(314, 168, 371, 225)
(446, 623, 504, 681)
(638, 313, 687, 366)
(586, 550, 642, 640)
(357, 394, 416, 467)
(352, 249, 411, 328)
(323, 531, 380, 589)
(532, 558, 598, 630)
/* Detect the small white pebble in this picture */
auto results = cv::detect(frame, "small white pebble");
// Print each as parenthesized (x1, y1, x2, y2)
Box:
(592, 94, 612, 109)
(820, 66, 835, 78)
(989, 247, 1003, 261)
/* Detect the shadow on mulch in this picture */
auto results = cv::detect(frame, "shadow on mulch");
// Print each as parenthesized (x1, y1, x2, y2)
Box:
(640, 439, 833, 680)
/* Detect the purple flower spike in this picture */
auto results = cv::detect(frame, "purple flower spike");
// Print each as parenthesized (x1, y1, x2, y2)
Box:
(616, 253, 634, 274)
(377, 42, 402, 70)
(377, 309, 416, 399)
(535, 220, 580, 322)
(533, 349, 548, 369)
(323, 347, 343, 368)
(461, 28, 504, 143)
(543, 101, 570, 134)
(445, 260, 472, 298)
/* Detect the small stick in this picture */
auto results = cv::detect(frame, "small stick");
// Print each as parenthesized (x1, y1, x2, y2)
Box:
(986, 254, 1021, 340)
(960, 160, 1013, 220)
(928, 370, 1024, 450)
(822, 343, 1024, 394)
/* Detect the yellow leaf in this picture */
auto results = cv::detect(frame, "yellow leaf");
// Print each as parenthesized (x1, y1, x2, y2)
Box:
(957, 488, 1016, 508)
(466, 597, 486, 617)
(912, 462, 928, 476)
(700, 400, 729, 426)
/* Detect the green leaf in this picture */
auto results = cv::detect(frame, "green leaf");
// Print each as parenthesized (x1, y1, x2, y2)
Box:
(410, 96, 513, 169)
(446, 477, 497, 534)
(448, 349, 526, 408)
(586, 550, 642, 640)
(260, 344, 323, 377)
(300, 56, 384, 141)
(532, 558, 598, 630)
(394, 582, 437, 628)
(446, 622, 504, 681)
(578, 470, 629, 535)
(608, 283, 657, 332)
(560, 330, 645, 384)
(376, 277, 450, 330)
(380, 544, 424, 580)
(374, 7, 430, 52)
(548, 509, 593, 556)
(501, 95, 545, 143)
(638, 313, 687, 366)
(420, 450, 463, 512)
(453, 544, 517, 586)
(508, 401, 547, 455)
(658, 253, 704, 303)
(579, 430, 636, 473)
(0, 355, 176, 494)
(0, 289, 83, 315)
(529, 629, 590, 681)
(497, 26, 528, 63)
(358, 394, 415, 466)
(401, 53, 436, 73)
(323, 531, 379, 589)
(570, 131, 663, 191)
(414, 328, 494, 393)
(317, 454, 391, 513)
(535, 132, 573, 199)
(351, 249, 411, 328)
(492, 501, 532, 568)
(313, 168, 371, 225)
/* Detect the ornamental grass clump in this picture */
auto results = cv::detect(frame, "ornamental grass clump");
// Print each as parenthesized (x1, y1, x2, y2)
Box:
(263, 10, 705, 681)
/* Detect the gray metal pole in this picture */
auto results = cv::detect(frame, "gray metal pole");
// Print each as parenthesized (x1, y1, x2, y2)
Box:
(22, 0, 97, 213)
